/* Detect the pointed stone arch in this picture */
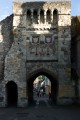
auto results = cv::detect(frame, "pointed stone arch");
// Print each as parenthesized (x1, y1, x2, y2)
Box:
(27, 68, 58, 104)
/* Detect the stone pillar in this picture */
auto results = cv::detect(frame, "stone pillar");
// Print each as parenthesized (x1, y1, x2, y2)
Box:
(31, 9, 33, 24)
(44, 10, 47, 24)
(57, 70, 74, 105)
(51, 10, 53, 23)
(38, 9, 40, 24)
(18, 86, 28, 107)
(0, 82, 6, 107)
(56, 0, 72, 104)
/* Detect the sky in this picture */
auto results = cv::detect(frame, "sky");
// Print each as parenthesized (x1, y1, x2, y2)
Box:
(0, 0, 80, 21)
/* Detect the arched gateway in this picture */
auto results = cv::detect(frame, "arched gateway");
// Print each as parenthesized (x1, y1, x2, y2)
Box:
(27, 68, 58, 104)
(0, 1, 75, 107)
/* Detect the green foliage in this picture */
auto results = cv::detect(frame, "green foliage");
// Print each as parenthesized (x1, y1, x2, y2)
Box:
(38, 75, 45, 81)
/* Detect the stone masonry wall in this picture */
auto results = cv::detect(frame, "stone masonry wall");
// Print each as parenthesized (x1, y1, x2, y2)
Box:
(0, 15, 13, 106)
(14, 1, 73, 105)
(0, 15, 13, 80)
(0, 1, 76, 107)
(71, 16, 80, 100)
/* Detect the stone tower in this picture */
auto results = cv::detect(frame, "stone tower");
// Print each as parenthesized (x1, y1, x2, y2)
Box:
(0, 1, 74, 107)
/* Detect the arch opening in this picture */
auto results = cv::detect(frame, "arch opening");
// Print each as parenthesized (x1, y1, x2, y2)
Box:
(46, 10, 51, 24)
(27, 10, 31, 24)
(33, 75, 51, 100)
(6, 81, 18, 107)
(53, 9, 58, 26)
(40, 10, 44, 23)
(33, 9, 38, 24)
(27, 69, 58, 105)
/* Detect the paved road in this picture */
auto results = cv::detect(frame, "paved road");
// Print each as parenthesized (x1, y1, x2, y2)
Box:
(0, 98, 80, 120)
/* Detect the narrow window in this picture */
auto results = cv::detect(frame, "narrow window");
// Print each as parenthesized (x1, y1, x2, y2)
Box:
(27, 10, 31, 25)
(46, 10, 51, 24)
(53, 9, 58, 26)
(33, 9, 38, 24)
(40, 10, 44, 24)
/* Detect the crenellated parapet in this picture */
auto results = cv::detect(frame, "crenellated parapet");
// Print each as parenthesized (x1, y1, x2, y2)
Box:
(13, 1, 71, 27)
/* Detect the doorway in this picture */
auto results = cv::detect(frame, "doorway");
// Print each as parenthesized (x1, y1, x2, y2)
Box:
(6, 81, 18, 107)
(27, 68, 58, 105)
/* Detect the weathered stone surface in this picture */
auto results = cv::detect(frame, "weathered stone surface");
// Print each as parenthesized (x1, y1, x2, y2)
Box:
(71, 16, 80, 98)
(0, 1, 76, 107)
(0, 15, 13, 81)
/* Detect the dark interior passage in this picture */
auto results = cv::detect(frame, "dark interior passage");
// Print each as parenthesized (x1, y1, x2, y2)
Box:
(6, 81, 18, 107)
(27, 69, 58, 105)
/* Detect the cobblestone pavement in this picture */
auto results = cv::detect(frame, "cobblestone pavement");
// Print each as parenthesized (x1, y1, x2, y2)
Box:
(0, 97, 80, 120)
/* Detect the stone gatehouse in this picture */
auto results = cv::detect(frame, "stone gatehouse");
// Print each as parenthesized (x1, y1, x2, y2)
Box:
(0, 1, 75, 107)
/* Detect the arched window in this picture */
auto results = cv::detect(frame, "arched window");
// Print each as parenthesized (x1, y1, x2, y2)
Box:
(27, 9, 31, 24)
(33, 9, 38, 24)
(53, 9, 58, 26)
(40, 10, 44, 24)
(46, 10, 51, 24)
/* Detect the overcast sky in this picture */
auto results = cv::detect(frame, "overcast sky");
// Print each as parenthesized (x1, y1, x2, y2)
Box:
(0, 0, 80, 21)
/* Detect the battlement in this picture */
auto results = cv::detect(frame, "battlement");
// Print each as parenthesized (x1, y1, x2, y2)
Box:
(13, 1, 71, 15)
(13, 1, 71, 28)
